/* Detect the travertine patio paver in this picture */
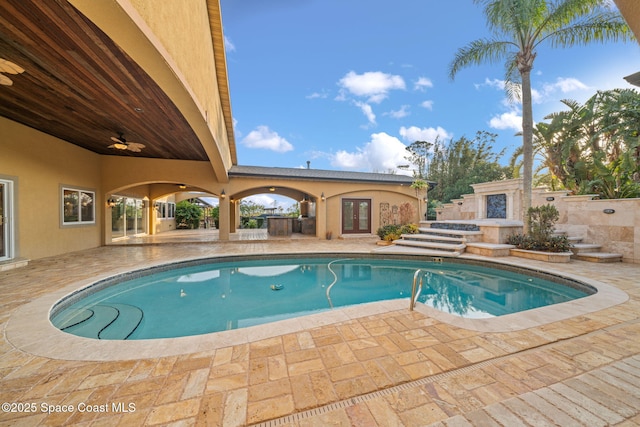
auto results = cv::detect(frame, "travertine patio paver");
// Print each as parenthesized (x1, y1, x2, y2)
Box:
(0, 232, 638, 425)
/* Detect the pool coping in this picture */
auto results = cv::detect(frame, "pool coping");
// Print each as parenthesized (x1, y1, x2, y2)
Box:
(4, 254, 629, 361)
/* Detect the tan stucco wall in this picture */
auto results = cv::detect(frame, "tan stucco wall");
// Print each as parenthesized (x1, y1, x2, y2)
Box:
(126, 0, 233, 168)
(615, 0, 640, 41)
(324, 190, 420, 238)
(224, 177, 418, 239)
(69, 0, 234, 183)
(0, 117, 102, 260)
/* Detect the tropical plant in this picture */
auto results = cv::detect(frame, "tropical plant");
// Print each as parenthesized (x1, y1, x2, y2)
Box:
(240, 199, 265, 217)
(528, 89, 640, 197)
(376, 224, 401, 241)
(375, 223, 419, 241)
(175, 200, 203, 229)
(449, 0, 632, 231)
(507, 204, 572, 252)
(410, 179, 428, 220)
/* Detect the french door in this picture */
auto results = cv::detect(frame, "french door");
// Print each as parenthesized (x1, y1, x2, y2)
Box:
(0, 179, 13, 261)
(342, 199, 371, 234)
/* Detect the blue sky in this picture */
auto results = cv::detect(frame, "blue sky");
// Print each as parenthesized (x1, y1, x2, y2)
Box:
(218, 0, 638, 208)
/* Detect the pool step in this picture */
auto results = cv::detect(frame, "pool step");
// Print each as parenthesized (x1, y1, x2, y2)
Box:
(57, 304, 143, 340)
(99, 304, 144, 340)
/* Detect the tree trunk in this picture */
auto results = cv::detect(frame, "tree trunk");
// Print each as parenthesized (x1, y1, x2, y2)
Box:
(521, 69, 534, 234)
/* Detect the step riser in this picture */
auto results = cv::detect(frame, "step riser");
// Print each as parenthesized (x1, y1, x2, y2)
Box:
(394, 241, 464, 252)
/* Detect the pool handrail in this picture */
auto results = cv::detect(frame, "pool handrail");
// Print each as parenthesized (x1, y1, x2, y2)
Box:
(409, 269, 424, 311)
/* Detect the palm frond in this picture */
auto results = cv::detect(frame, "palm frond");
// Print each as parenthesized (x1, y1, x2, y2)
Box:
(541, 14, 634, 48)
(449, 39, 514, 80)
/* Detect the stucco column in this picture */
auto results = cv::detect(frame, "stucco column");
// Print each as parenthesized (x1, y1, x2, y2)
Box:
(233, 200, 240, 231)
(316, 197, 327, 239)
(219, 195, 230, 241)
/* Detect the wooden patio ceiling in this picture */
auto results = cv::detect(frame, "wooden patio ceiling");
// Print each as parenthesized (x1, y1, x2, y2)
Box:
(0, 0, 209, 160)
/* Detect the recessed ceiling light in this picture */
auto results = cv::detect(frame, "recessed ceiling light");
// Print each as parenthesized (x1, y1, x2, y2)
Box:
(134, 107, 144, 113)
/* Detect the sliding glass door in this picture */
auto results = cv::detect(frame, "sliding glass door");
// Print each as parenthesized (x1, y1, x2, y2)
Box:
(111, 196, 147, 240)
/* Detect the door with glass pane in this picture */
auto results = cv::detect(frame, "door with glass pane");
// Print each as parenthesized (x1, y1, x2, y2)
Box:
(0, 180, 13, 261)
(342, 199, 371, 234)
(112, 197, 147, 240)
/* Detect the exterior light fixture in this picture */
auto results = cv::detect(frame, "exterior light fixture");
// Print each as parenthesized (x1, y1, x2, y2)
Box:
(321, 192, 325, 202)
(269, 186, 275, 192)
(603, 209, 615, 214)
(220, 190, 226, 199)
(106, 198, 117, 207)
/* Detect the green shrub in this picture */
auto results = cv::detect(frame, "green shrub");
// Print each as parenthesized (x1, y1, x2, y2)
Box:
(175, 200, 203, 229)
(400, 223, 419, 235)
(506, 204, 571, 252)
(376, 224, 400, 240)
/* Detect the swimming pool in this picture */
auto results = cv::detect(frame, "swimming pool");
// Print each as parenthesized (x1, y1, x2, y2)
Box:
(50, 255, 593, 340)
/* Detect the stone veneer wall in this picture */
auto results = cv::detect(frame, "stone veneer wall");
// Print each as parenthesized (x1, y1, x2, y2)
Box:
(435, 180, 640, 263)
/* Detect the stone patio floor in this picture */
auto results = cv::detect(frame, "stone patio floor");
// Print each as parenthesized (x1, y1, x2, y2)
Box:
(1, 231, 640, 426)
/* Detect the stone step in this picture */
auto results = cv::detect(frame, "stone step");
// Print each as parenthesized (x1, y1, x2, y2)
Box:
(572, 252, 623, 263)
(372, 244, 462, 257)
(418, 228, 483, 238)
(394, 239, 465, 252)
(571, 243, 602, 254)
(429, 222, 480, 232)
(400, 233, 465, 244)
(465, 243, 515, 257)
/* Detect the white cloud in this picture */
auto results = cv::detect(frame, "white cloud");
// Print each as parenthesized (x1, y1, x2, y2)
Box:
(399, 126, 452, 142)
(489, 111, 522, 131)
(476, 78, 505, 91)
(479, 76, 588, 104)
(414, 77, 433, 91)
(543, 77, 589, 94)
(420, 100, 434, 110)
(338, 71, 406, 103)
(306, 91, 328, 99)
(241, 126, 294, 153)
(224, 36, 236, 52)
(531, 88, 543, 104)
(385, 105, 410, 119)
(330, 132, 411, 174)
(355, 101, 376, 125)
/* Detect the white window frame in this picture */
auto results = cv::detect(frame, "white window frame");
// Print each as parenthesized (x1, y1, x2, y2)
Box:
(62, 186, 96, 226)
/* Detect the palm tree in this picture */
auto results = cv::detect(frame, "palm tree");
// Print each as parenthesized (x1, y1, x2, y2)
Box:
(449, 0, 632, 231)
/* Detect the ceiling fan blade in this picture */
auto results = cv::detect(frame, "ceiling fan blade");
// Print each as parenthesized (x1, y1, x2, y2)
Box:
(0, 74, 13, 86)
(0, 58, 24, 74)
(126, 143, 145, 152)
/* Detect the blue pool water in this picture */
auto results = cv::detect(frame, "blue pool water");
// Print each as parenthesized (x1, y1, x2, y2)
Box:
(51, 256, 591, 340)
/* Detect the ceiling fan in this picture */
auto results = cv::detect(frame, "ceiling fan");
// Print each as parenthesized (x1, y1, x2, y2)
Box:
(0, 58, 25, 86)
(108, 133, 145, 152)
